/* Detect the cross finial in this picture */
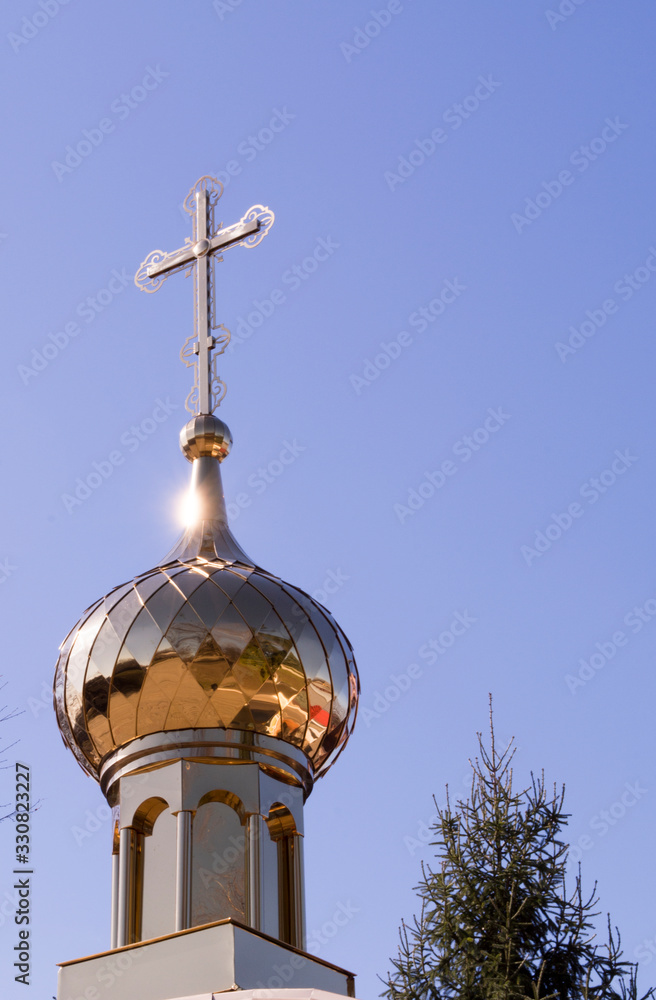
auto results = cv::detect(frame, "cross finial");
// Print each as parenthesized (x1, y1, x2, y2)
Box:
(135, 175, 274, 415)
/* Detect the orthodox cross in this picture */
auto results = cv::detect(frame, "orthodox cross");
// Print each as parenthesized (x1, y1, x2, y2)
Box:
(135, 175, 274, 414)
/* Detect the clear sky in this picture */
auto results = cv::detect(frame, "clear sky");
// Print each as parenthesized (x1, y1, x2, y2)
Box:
(1, 1, 656, 997)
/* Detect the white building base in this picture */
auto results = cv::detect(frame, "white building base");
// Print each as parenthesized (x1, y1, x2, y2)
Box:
(154, 991, 356, 1000)
(57, 920, 356, 1000)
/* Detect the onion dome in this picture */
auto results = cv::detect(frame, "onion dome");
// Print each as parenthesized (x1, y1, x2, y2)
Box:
(54, 415, 359, 787)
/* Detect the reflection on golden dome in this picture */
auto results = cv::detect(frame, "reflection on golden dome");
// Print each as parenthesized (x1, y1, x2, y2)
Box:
(54, 466, 359, 781)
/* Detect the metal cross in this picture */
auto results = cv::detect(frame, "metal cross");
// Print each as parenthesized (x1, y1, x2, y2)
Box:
(135, 175, 274, 415)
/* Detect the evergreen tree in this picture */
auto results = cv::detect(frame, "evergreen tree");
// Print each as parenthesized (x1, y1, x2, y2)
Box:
(383, 705, 652, 1000)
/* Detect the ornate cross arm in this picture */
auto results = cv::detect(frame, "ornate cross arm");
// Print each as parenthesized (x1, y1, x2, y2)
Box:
(147, 218, 260, 280)
(135, 205, 274, 294)
(134, 175, 274, 416)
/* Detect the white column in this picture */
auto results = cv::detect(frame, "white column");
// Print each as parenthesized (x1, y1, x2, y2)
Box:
(110, 850, 120, 949)
(175, 810, 193, 931)
(247, 813, 266, 931)
(116, 827, 140, 946)
(291, 833, 306, 950)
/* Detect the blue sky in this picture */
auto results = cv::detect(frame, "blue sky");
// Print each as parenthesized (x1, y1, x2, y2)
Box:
(2, 1, 656, 997)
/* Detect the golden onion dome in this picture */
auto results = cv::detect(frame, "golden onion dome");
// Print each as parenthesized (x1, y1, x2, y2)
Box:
(54, 415, 359, 785)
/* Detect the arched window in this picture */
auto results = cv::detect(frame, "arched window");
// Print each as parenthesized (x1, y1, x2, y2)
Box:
(192, 790, 247, 925)
(136, 798, 176, 940)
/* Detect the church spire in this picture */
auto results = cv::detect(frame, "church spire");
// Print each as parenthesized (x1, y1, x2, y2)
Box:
(53, 176, 359, 1000)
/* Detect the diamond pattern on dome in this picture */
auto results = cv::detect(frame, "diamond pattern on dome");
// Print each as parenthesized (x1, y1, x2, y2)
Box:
(188, 634, 232, 691)
(54, 558, 359, 779)
(248, 679, 281, 732)
(146, 581, 187, 633)
(210, 604, 253, 665)
(192, 700, 223, 729)
(100, 583, 132, 618)
(210, 566, 250, 599)
(229, 704, 256, 731)
(248, 576, 301, 634)
(165, 565, 208, 599)
(187, 578, 231, 629)
(257, 632, 293, 672)
(134, 676, 172, 736)
(231, 638, 271, 698)
(211, 677, 250, 728)
(69, 604, 106, 677)
(133, 570, 168, 606)
(136, 656, 187, 732)
(89, 618, 123, 677)
(292, 620, 332, 690)
(231, 585, 273, 634)
(166, 603, 209, 662)
(273, 650, 305, 704)
(108, 590, 144, 644)
(123, 608, 165, 668)
(163, 669, 212, 729)
(258, 609, 294, 661)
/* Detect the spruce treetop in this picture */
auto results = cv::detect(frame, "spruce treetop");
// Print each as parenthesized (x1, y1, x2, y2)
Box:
(383, 702, 653, 1000)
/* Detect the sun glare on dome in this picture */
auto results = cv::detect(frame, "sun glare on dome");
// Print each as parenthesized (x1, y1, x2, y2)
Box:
(180, 488, 199, 526)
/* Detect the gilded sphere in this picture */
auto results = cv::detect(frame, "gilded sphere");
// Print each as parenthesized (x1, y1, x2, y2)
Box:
(54, 558, 359, 781)
(180, 415, 232, 462)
